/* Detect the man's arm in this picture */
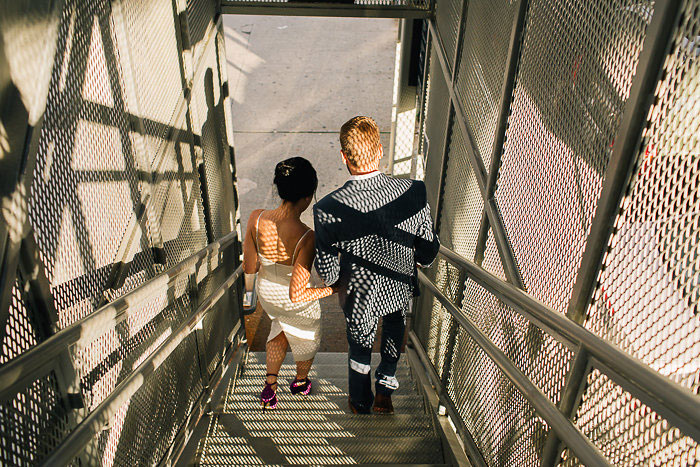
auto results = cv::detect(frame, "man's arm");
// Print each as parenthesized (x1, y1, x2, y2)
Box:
(413, 181, 440, 267)
(313, 203, 341, 285)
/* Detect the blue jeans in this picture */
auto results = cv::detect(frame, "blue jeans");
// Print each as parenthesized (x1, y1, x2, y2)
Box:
(346, 307, 407, 413)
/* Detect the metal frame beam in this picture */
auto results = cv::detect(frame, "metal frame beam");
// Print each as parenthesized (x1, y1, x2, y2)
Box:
(220, 2, 431, 18)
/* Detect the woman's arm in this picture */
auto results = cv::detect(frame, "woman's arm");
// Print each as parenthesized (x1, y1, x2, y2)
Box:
(289, 231, 334, 303)
(243, 209, 262, 275)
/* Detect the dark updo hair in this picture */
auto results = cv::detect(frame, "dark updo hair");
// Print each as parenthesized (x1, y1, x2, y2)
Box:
(274, 157, 318, 202)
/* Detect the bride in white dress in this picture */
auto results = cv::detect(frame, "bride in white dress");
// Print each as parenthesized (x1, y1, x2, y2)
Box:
(242, 157, 335, 411)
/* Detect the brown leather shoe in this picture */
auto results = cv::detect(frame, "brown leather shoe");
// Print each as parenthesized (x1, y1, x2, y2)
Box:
(348, 396, 372, 414)
(372, 393, 394, 414)
(348, 396, 360, 414)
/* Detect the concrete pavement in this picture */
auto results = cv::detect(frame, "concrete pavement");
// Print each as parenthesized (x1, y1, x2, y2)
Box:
(222, 14, 398, 351)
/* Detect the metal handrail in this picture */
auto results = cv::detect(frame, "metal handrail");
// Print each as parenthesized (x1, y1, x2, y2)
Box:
(0, 231, 238, 401)
(418, 271, 610, 467)
(432, 244, 700, 443)
(43, 264, 243, 465)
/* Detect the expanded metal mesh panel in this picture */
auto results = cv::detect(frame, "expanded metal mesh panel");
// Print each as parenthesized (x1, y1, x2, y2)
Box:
(422, 45, 450, 216)
(461, 279, 572, 405)
(415, 260, 453, 377)
(561, 368, 699, 466)
(190, 35, 235, 241)
(426, 258, 463, 377)
(28, 0, 156, 329)
(1, 0, 237, 463)
(119, 0, 184, 165)
(434, 0, 461, 68)
(70, 271, 192, 410)
(494, 0, 651, 314)
(438, 117, 483, 259)
(1, 281, 39, 364)
(482, 229, 507, 281)
(0, 372, 72, 465)
(150, 112, 209, 267)
(197, 267, 238, 377)
(78, 334, 204, 466)
(445, 325, 549, 466)
(454, 0, 517, 169)
(584, 0, 700, 393)
(0, 2, 59, 124)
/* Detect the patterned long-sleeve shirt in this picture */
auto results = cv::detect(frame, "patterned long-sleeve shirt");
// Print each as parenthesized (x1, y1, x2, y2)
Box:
(313, 173, 440, 318)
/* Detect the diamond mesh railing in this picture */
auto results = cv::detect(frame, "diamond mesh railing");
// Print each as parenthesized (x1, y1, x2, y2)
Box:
(411, 0, 700, 466)
(0, 0, 243, 465)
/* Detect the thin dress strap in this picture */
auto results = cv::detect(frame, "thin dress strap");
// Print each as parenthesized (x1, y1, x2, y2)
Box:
(291, 229, 312, 264)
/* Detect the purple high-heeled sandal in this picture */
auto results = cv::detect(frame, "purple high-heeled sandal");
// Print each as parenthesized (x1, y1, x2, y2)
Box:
(290, 377, 312, 396)
(261, 373, 278, 412)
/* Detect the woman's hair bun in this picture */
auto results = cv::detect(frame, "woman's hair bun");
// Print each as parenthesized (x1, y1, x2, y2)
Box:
(273, 157, 318, 202)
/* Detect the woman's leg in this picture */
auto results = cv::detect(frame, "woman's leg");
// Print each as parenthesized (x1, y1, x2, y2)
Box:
(295, 358, 314, 380)
(266, 331, 289, 386)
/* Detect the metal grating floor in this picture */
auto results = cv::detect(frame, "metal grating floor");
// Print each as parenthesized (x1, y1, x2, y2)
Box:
(185, 352, 446, 466)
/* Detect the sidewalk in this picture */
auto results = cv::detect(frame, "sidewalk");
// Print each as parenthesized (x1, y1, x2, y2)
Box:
(222, 14, 398, 351)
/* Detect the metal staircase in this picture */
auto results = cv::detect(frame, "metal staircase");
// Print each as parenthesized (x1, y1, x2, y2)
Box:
(186, 352, 448, 466)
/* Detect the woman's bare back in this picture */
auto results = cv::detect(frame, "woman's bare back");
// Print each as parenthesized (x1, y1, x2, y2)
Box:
(255, 209, 310, 265)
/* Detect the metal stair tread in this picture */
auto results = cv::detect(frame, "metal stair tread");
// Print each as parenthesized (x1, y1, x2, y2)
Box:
(206, 412, 436, 438)
(234, 374, 418, 395)
(220, 394, 427, 415)
(246, 352, 412, 367)
(198, 435, 443, 465)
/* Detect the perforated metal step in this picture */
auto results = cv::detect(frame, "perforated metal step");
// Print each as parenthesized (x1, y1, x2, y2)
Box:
(198, 432, 443, 465)
(188, 351, 444, 465)
(221, 393, 426, 415)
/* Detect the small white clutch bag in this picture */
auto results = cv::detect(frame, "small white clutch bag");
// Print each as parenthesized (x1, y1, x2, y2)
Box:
(243, 273, 258, 313)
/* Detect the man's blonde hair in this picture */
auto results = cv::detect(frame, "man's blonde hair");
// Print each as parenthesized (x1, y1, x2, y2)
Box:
(339, 116, 381, 168)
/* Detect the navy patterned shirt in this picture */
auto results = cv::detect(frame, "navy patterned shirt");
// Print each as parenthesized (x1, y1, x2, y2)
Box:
(313, 173, 440, 318)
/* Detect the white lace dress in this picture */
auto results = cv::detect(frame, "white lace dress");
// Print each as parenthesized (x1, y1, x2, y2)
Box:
(255, 213, 321, 361)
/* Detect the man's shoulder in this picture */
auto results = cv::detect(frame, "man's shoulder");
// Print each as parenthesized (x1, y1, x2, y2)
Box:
(314, 184, 350, 214)
(382, 175, 426, 200)
(382, 174, 423, 188)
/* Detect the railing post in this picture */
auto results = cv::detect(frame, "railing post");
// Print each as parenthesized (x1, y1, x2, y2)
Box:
(433, 0, 467, 224)
(439, 267, 467, 390)
(427, 18, 524, 289)
(472, 0, 529, 269)
(539, 2, 684, 462)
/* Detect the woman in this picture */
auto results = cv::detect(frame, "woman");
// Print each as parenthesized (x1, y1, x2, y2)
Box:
(242, 157, 335, 411)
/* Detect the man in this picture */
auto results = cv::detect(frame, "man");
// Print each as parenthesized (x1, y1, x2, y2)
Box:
(313, 116, 440, 414)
